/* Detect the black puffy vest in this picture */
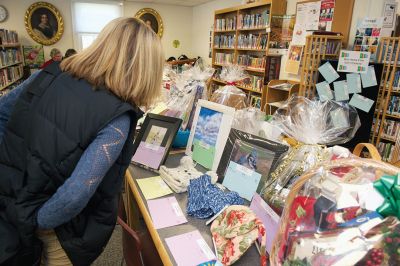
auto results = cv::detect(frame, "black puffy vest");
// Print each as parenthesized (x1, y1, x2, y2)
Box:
(0, 63, 142, 265)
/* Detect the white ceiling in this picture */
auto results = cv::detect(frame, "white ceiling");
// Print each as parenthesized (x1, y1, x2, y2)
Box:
(125, 0, 216, 7)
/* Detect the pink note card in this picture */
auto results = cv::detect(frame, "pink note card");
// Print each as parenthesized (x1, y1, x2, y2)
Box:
(147, 196, 187, 229)
(250, 193, 280, 254)
(131, 141, 166, 169)
(165, 230, 216, 266)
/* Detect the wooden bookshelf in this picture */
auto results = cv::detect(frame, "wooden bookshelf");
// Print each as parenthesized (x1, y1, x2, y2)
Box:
(299, 34, 343, 98)
(264, 79, 299, 114)
(211, 0, 286, 109)
(371, 37, 400, 163)
(0, 29, 24, 92)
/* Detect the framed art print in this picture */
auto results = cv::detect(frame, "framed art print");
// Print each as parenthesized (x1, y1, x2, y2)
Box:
(131, 114, 181, 171)
(186, 100, 235, 171)
(217, 129, 289, 200)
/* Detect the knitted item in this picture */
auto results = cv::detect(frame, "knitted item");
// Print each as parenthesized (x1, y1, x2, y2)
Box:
(187, 175, 244, 219)
(160, 156, 218, 193)
(211, 205, 267, 266)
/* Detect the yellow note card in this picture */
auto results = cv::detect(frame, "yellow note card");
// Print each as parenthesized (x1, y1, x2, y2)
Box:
(136, 176, 173, 200)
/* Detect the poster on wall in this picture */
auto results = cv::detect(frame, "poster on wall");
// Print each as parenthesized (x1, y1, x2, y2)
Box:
(318, 0, 335, 31)
(353, 17, 383, 60)
(285, 45, 303, 74)
(23, 45, 45, 68)
(305, 1, 321, 31)
(383, 1, 398, 28)
(269, 15, 295, 49)
(337, 50, 371, 73)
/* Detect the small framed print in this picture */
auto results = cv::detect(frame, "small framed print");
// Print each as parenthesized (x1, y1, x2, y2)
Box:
(186, 100, 235, 171)
(217, 129, 289, 199)
(131, 114, 181, 171)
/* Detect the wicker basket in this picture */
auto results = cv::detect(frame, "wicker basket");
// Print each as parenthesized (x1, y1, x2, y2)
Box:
(269, 143, 399, 265)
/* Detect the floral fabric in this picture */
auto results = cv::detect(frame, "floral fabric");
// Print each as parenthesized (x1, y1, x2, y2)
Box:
(211, 205, 267, 266)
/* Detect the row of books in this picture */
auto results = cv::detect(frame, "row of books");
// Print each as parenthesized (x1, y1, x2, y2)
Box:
(311, 41, 341, 55)
(387, 95, 400, 115)
(250, 95, 262, 109)
(392, 70, 400, 89)
(382, 43, 400, 63)
(382, 119, 400, 139)
(215, 17, 237, 31)
(0, 48, 22, 67)
(237, 54, 266, 69)
(0, 65, 23, 88)
(238, 75, 264, 92)
(214, 52, 234, 64)
(237, 11, 270, 29)
(0, 29, 18, 45)
(377, 142, 396, 162)
(0, 79, 22, 97)
(214, 35, 235, 48)
(237, 34, 267, 50)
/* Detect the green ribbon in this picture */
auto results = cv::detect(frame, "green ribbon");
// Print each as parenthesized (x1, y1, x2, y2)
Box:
(373, 174, 400, 219)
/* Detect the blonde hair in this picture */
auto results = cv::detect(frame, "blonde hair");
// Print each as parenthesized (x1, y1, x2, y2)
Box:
(50, 48, 61, 57)
(60, 17, 164, 108)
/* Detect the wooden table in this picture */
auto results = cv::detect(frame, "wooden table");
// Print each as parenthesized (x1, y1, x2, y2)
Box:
(125, 154, 260, 266)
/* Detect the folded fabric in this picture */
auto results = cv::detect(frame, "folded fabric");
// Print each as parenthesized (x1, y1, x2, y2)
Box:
(160, 156, 218, 193)
(211, 205, 267, 266)
(187, 175, 244, 219)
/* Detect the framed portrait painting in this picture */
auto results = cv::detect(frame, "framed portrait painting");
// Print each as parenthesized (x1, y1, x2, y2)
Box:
(24, 2, 64, 46)
(186, 100, 235, 171)
(135, 8, 164, 38)
(131, 114, 181, 171)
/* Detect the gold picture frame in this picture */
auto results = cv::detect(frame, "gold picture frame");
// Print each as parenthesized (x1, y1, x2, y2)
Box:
(135, 8, 164, 38)
(24, 2, 64, 46)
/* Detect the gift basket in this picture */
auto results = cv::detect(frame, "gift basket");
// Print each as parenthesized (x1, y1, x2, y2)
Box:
(270, 157, 400, 266)
(210, 64, 248, 109)
(260, 96, 361, 214)
(164, 59, 214, 131)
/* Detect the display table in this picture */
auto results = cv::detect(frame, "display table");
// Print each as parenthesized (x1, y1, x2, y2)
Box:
(125, 153, 260, 266)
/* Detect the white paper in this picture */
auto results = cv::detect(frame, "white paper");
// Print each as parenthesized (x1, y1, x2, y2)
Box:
(383, 1, 398, 28)
(337, 50, 370, 73)
(305, 1, 321, 31)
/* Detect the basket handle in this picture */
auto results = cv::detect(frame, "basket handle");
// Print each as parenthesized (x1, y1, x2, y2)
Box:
(353, 143, 382, 161)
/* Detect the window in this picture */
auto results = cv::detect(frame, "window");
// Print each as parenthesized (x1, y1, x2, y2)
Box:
(72, 1, 123, 50)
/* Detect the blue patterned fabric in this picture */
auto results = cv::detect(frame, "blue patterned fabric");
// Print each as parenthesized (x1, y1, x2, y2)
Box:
(187, 175, 244, 219)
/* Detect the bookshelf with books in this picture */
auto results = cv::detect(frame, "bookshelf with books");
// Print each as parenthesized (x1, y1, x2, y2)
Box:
(299, 34, 343, 98)
(0, 29, 23, 93)
(371, 37, 400, 164)
(211, 0, 286, 109)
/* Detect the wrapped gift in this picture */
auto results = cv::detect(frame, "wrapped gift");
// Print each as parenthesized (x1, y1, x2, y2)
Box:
(260, 96, 361, 214)
(270, 158, 400, 266)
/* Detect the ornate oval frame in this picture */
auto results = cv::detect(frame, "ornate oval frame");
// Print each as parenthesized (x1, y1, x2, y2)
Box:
(134, 8, 164, 38)
(24, 2, 64, 46)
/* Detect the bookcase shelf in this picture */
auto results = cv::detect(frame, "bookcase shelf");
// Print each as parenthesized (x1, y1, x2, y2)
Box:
(299, 34, 343, 98)
(0, 29, 24, 93)
(372, 37, 400, 164)
(211, 0, 286, 110)
(264, 79, 299, 114)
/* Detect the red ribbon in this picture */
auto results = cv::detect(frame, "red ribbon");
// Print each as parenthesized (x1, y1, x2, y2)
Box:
(226, 81, 236, 86)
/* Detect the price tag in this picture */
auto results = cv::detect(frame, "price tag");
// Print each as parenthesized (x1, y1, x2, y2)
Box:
(171, 202, 183, 217)
(196, 238, 215, 260)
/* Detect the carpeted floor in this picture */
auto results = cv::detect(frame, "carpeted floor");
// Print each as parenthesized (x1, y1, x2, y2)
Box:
(92, 225, 123, 266)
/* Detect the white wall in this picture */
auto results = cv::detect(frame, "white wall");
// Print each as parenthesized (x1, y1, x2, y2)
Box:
(1, 0, 192, 60)
(192, 0, 242, 64)
(124, 2, 193, 58)
(1, 0, 74, 61)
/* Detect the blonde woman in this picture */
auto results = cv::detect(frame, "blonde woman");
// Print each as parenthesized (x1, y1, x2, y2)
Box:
(0, 17, 164, 265)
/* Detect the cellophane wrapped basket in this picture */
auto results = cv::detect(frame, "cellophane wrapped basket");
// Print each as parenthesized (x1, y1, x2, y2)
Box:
(210, 64, 248, 109)
(260, 96, 361, 214)
(270, 158, 400, 266)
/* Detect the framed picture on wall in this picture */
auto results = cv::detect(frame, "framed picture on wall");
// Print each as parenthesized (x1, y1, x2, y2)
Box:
(135, 8, 164, 38)
(131, 114, 181, 171)
(24, 2, 64, 46)
(186, 100, 235, 171)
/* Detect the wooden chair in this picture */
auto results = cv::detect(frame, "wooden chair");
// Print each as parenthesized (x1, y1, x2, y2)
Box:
(117, 195, 163, 266)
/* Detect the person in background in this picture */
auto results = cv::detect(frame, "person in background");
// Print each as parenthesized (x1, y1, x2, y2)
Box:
(64, 48, 77, 59)
(40, 48, 62, 69)
(0, 17, 164, 266)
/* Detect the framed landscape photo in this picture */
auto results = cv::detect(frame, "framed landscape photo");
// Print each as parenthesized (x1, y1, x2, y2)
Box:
(24, 2, 64, 46)
(131, 114, 181, 171)
(217, 129, 289, 200)
(186, 100, 235, 171)
(135, 8, 164, 38)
